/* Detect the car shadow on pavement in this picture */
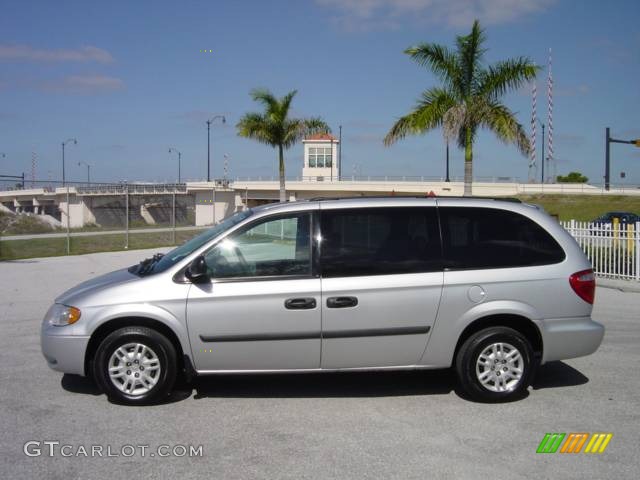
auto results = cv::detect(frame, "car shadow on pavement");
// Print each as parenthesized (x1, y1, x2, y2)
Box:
(191, 369, 455, 399)
(61, 374, 193, 405)
(61, 361, 589, 404)
(61, 374, 101, 395)
(531, 361, 589, 390)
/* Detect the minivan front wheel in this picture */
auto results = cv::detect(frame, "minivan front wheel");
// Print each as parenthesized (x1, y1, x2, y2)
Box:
(93, 327, 177, 405)
(455, 327, 534, 402)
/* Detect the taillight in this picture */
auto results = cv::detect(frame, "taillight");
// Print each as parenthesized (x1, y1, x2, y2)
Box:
(569, 269, 596, 304)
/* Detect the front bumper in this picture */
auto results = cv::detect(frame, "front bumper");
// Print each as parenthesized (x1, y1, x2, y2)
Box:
(539, 316, 604, 364)
(41, 326, 90, 376)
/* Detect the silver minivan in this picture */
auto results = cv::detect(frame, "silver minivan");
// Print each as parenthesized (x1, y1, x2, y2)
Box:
(41, 197, 604, 404)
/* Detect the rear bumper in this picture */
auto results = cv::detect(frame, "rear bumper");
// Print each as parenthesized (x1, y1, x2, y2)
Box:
(539, 316, 604, 364)
(41, 330, 90, 376)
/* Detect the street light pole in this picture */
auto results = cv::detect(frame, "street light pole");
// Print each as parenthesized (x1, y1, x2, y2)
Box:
(445, 142, 450, 182)
(169, 147, 182, 183)
(338, 125, 342, 181)
(77, 161, 91, 184)
(61, 138, 77, 186)
(206, 115, 226, 182)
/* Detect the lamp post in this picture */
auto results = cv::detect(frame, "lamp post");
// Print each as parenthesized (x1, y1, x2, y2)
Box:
(445, 142, 450, 182)
(338, 125, 342, 181)
(61, 138, 77, 186)
(169, 147, 182, 183)
(77, 161, 92, 184)
(206, 115, 226, 182)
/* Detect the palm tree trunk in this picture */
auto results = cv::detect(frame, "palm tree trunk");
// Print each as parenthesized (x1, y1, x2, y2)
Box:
(463, 127, 473, 197)
(278, 144, 286, 202)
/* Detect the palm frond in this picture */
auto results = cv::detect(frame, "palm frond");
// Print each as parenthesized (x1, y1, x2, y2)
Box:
(281, 117, 330, 149)
(456, 19, 487, 95)
(405, 43, 461, 94)
(480, 102, 530, 155)
(236, 112, 277, 147)
(249, 88, 280, 116)
(278, 90, 298, 121)
(477, 58, 539, 98)
(384, 88, 456, 145)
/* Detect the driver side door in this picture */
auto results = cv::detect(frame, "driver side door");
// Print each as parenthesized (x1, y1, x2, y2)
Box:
(186, 210, 321, 371)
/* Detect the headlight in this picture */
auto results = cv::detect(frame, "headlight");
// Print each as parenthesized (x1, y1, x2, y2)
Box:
(45, 304, 81, 327)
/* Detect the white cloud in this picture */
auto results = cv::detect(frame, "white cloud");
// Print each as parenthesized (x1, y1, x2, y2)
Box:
(316, 0, 556, 30)
(40, 74, 124, 93)
(0, 44, 114, 63)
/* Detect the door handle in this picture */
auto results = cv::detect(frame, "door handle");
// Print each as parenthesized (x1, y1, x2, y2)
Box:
(284, 297, 317, 310)
(326, 296, 358, 308)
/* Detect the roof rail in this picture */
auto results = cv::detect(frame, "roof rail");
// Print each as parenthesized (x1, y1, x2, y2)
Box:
(306, 195, 521, 203)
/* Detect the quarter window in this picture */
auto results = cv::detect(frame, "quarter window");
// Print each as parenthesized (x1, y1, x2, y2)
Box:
(204, 213, 311, 278)
(320, 207, 442, 277)
(439, 207, 565, 269)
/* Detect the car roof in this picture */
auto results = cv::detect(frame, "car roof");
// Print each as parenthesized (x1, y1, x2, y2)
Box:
(250, 196, 529, 216)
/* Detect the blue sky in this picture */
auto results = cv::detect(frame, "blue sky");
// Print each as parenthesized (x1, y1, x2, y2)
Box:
(1, 0, 639, 185)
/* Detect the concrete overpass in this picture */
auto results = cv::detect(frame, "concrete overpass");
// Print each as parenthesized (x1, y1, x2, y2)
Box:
(1, 178, 639, 230)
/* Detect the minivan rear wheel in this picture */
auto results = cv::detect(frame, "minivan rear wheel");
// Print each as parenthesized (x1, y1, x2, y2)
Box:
(455, 326, 534, 402)
(93, 327, 177, 405)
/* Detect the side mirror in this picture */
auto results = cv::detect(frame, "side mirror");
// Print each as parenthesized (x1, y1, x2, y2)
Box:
(185, 255, 209, 283)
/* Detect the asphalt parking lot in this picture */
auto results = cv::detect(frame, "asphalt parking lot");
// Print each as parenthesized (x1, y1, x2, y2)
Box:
(0, 249, 638, 479)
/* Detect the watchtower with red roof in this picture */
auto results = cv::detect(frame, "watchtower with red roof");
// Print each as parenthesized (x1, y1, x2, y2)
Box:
(302, 133, 339, 181)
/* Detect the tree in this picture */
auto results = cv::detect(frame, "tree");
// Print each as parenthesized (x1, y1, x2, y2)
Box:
(557, 171, 588, 183)
(237, 88, 330, 202)
(384, 20, 538, 196)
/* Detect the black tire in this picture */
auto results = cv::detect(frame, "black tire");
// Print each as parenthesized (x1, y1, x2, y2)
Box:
(455, 326, 534, 402)
(93, 326, 177, 405)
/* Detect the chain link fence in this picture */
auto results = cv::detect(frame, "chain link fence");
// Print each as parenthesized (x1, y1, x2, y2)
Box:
(0, 179, 203, 260)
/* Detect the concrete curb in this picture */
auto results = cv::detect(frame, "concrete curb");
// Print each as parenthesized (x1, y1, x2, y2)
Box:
(597, 278, 640, 293)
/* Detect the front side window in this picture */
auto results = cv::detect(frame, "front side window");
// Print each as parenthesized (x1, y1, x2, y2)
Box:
(320, 207, 442, 277)
(143, 209, 253, 275)
(204, 213, 311, 279)
(439, 207, 565, 269)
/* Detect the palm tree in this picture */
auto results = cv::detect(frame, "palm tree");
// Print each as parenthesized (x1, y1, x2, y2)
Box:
(237, 88, 330, 202)
(384, 20, 538, 196)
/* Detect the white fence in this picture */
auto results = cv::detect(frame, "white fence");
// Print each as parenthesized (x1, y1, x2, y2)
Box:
(562, 220, 640, 281)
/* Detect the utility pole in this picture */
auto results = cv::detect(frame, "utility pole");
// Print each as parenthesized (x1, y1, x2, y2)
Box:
(169, 147, 182, 183)
(61, 138, 77, 187)
(605, 127, 640, 191)
(206, 115, 225, 182)
(78, 161, 91, 184)
(338, 125, 342, 181)
(445, 142, 450, 182)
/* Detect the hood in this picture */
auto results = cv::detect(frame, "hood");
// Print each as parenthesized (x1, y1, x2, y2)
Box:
(55, 267, 139, 305)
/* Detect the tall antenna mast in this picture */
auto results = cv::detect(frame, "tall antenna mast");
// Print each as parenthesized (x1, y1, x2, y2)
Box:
(547, 48, 554, 183)
(31, 151, 37, 188)
(529, 73, 537, 183)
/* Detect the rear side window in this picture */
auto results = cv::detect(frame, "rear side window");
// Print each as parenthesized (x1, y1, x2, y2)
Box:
(320, 207, 442, 277)
(439, 207, 565, 270)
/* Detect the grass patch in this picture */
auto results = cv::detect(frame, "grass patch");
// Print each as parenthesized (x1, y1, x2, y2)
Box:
(516, 195, 640, 221)
(0, 229, 203, 261)
(0, 211, 56, 235)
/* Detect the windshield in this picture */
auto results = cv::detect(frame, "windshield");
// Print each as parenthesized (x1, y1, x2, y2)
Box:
(143, 209, 253, 275)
